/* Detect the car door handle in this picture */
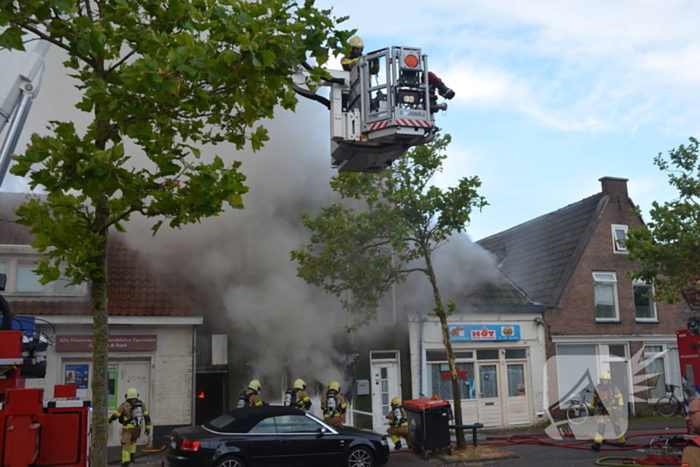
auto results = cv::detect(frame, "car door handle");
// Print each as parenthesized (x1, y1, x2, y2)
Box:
(279, 440, 289, 444)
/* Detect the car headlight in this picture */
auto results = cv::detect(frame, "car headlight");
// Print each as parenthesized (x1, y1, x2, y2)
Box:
(381, 437, 388, 446)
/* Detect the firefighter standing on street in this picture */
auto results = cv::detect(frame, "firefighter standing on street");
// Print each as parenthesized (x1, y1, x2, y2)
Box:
(108, 388, 152, 467)
(321, 381, 347, 426)
(683, 397, 700, 466)
(387, 397, 411, 450)
(589, 372, 626, 451)
(238, 379, 264, 407)
(284, 378, 312, 411)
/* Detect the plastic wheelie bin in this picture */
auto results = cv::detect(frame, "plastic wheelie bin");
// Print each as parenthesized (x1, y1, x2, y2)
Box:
(402, 398, 452, 454)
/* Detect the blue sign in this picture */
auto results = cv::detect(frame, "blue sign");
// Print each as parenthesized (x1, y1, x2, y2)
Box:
(448, 324, 521, 341)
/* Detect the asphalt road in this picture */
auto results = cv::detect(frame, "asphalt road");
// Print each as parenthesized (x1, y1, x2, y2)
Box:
(118, 417, 689, 466)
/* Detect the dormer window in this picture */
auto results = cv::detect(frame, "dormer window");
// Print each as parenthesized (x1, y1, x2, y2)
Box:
(611, 224, 628, 253)
(0, 256, 86, 296)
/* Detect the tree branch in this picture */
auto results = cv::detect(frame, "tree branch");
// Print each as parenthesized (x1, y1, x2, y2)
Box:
(19, 22, 74, 55)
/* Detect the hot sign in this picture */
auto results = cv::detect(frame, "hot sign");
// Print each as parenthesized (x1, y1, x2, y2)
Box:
(448, 324, 521, 341)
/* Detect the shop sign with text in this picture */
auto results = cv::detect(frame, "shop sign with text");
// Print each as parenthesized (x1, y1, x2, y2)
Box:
(448, 325, 520, 341)
(56, 335, 157, 352)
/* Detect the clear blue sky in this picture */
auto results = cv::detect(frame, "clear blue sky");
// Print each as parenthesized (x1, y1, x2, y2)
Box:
(318, 0, 698, 240)
(2, 1, 696, 242)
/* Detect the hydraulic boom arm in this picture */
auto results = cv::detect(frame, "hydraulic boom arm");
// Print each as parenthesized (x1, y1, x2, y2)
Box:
(0, 39, 50, 187)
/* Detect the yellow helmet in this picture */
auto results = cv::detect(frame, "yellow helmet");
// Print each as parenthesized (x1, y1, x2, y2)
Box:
(294, 379, 306, 390)
(249, 380, 261, 392)
(391, 397, 401, 406)
(126, 388, 139, 399)
(348, 36, 364, 49)
(600, 372, 611, 381)
(329, 381, 341, 391)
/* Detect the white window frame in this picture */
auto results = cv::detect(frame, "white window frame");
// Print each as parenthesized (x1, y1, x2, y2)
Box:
(0, 257, 87, 297)
(633, 281, 658, 322)
(593, 272, 620, 322)
(642, 344, 679, 402)
(611, 224, 629, 254)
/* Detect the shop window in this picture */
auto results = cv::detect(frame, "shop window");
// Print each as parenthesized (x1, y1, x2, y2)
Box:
(593, 272, 619, 321)
(428, 362, 474, 400)
(643, 345, 681, 401)
(507, 364, 526, 397)
(634, 282, 657, 321)
(555, 344, 597, 405)
(477, 349, 499, 360)
(505, 349, 527, 359)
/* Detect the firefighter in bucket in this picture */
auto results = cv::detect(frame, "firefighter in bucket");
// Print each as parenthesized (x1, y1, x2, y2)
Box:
(109, 387, 152, 466)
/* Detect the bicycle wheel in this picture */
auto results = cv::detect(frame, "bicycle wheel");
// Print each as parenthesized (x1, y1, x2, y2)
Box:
(656, 397, 678, 417)
(566, 404, 589, 425)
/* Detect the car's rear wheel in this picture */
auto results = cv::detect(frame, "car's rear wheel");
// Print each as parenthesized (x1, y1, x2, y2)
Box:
(214, 455, 246, 467)
(345, 446, 375, 467)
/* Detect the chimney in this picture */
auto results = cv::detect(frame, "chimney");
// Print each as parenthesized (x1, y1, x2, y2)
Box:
(599, 177, 629, 198)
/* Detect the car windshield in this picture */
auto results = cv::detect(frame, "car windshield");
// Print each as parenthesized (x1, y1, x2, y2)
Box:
(205, 413, 237, 431)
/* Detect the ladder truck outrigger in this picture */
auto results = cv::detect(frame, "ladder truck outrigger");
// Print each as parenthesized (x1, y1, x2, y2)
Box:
(293, 46, 449, 173)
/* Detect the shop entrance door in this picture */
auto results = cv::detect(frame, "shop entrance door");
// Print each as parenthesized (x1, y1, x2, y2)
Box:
(477, 364, 502, 426)
(504, 363, 530, 425)
(370, 352, 400, 434)
(107, 361, 151, 447)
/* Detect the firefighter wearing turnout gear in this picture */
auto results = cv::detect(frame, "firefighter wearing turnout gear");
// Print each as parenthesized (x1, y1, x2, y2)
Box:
(589, 372, 626, 451)
(321, 381, 347, 426)
(341, 36, 455, 100)
(108, 388, 152, 467)
(238, 380, 264, 408)
(284, 378, 312, 411)
(387, 397, 411, 450)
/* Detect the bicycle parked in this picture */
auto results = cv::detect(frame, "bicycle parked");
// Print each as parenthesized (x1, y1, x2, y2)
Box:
(655, 384, 684, 417)
(566, 388, 592, 425)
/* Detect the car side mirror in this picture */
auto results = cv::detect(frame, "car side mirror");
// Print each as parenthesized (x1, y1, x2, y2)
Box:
(316, 427, 328, 437)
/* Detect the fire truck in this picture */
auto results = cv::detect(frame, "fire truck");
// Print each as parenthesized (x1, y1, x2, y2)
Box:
(0, 277, 92, 467)
(676, 318, 700, 425)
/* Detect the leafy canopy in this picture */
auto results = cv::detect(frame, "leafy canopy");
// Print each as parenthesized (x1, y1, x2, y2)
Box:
(627, 136, 700, 303)
(291, 135, 487, 329)
(0, 0, 350, 284)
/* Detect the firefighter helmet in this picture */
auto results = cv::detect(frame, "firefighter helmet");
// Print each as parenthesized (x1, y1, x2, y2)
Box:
(348, 36, 364, 49)
(249, 380, 262, 392)
(126, 388, 139, 399)
(600, 372, 611, 381)
(294, 379, 306, 390)
(391, 397, 401, 406)
(329, 381, 341, 391)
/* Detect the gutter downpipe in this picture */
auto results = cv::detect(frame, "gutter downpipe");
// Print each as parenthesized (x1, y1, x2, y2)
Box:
(191, 326, 197, 426)
(419, 313, 425, 397)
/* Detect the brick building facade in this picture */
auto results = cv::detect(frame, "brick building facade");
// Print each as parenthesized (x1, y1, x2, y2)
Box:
(479, 177, 692, 416)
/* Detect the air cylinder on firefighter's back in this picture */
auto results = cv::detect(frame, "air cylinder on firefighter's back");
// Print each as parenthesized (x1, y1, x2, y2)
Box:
(402, 398, 452, 451)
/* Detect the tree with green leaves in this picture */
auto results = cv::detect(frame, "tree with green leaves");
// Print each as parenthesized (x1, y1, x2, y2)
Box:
(291, 135, 487, 450)
(1, 1, 348, 464)
(627, 137, 700, 304)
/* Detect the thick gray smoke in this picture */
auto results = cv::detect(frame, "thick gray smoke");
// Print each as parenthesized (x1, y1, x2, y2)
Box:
(3, 43, 503, 405)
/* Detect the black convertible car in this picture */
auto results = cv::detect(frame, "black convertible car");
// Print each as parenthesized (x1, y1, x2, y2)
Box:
(167, 405, 390, 467)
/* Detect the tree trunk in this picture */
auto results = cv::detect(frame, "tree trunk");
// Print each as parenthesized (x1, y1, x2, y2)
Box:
(89, 197, 110, 467)
(424, 248, 467, 450)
